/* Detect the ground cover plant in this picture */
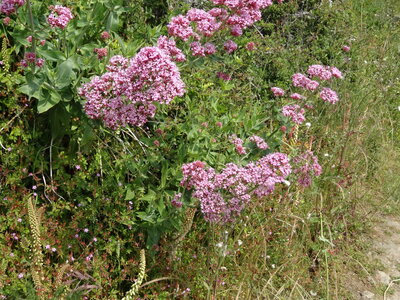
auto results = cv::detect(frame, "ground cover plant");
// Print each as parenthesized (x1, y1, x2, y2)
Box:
(0, 0, 399, 299)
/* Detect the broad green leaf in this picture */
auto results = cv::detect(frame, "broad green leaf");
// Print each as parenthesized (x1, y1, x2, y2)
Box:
(125, 188, 135, 201)
(37, 49, 66, 62)
(56, 59, 74, 89)
(37, 88, 61, 113)
(106, 11, 119, 32)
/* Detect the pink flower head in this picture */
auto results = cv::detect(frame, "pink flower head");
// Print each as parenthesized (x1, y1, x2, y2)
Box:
(0, 0, 25, 16)
(171, 193, 183, 208)
(230, 135, 247, 154)
(330, 66, 343, 79)
(40, 39, 46, 46)
(47, 5, 73, 29)
(186, 8, 221, 37)
(223, 40, 237, 54)
(342, 45, 350, 52)
(320, 88, 339, 104)
(246, 42, 256, 51)
(20, 59, 28, 68)
(271, 87, 285, 97)
(307, 64, 332, 81)
(190, 41, 205, 57)
(24, 52, 36, 63)
(216, 121, 223, 127)
(204, 43, 217, 55)
(249, 135, 269, 149)
(291, 73, 319, 91)
(3, 17, 11, 25)
(282, 104, 306, 124)
(80, 47, 185, 129)
(217, 72, 231, 81)
(230, 24, 243, 36)
(101, 31, 110, 39)
(26, 36, 32, 43)
(290, 93, 305, 100)
(94, 48, 107, 59)
(35, 58, 45, 68)
(157, 36, 186, 62)
(167, 15, 193, 41)
(293, 150, 322, 187)
(180, 152, 291, 223)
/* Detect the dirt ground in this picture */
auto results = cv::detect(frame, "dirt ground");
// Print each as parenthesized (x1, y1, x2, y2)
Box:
(345, 216, 400, 300)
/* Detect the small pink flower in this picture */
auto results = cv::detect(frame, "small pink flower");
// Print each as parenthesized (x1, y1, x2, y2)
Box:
(320, 88, 339, 104)
(47, 5, 74, 29)
(216, 122, 222, 127)
(35, 58, 45, 68)
(24, 52, 36, 63)
(290, 93, 305, 100)
(45, 244, 50, 249)
(224, 40, 237, 54)
(342, 45, 350, 52)
(26, 36, 32, 43)
(101, 31, 110, 39)
(3, 17, 11, 26)
(153, 140, 160, 147)
(32, 185, 37, 190)
(271, 87, 285, 97)
(75, 165, 81, 170)
(40, 40, 46, 46)
(217, 72, 231, 81)
(18, 273, 24, 279)
(171, 193, 183, 208)
(246, 42, 255, 51)
(94, 48, 107, 59)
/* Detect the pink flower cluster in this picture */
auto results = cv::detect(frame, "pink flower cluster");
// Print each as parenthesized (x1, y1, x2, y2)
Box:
(249, 135, 269, 149)
(79, 47, 185, 129)
(307, 64, 343, 80)
(211, 0, 273, 35)
(171, 193, 183, 208)
(181, 152, 291, 222)
(282, 104, 306, 124)
(166, 0, 276, 56)
(292, 73, 320, 91)
(47, 5, 73, 29)
(20, 52, 45, 68)
(223, 40, 237, 54)
(0, 0, 24, 16)
(290, 93, 305, 100)
(293, 151, 322, 187)
(157, 36, 186, 62)
(217, 72, 231, 81)
(94, 48, 107, 59)
(320, 87, 339, 104)
(230, 135, 247, 154)
(271, 87, 285, 96)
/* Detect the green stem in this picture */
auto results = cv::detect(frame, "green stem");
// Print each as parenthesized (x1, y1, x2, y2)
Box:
(26, 0, 36, 53)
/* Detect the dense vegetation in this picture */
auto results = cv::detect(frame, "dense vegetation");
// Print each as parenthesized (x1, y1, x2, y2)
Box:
(0, 0, 399, 299)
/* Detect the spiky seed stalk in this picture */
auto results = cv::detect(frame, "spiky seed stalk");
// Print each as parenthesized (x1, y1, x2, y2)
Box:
(122, 249, 146, 300)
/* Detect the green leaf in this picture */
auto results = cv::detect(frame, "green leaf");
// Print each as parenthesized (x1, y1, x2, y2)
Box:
(37, 88, 61, 113)
(125, 188, 135, 201)
(106, 11, 119, 32)
(56, 59, 74, 89)
(37, 49, 66, 62)
(140, 190, 156, 202)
